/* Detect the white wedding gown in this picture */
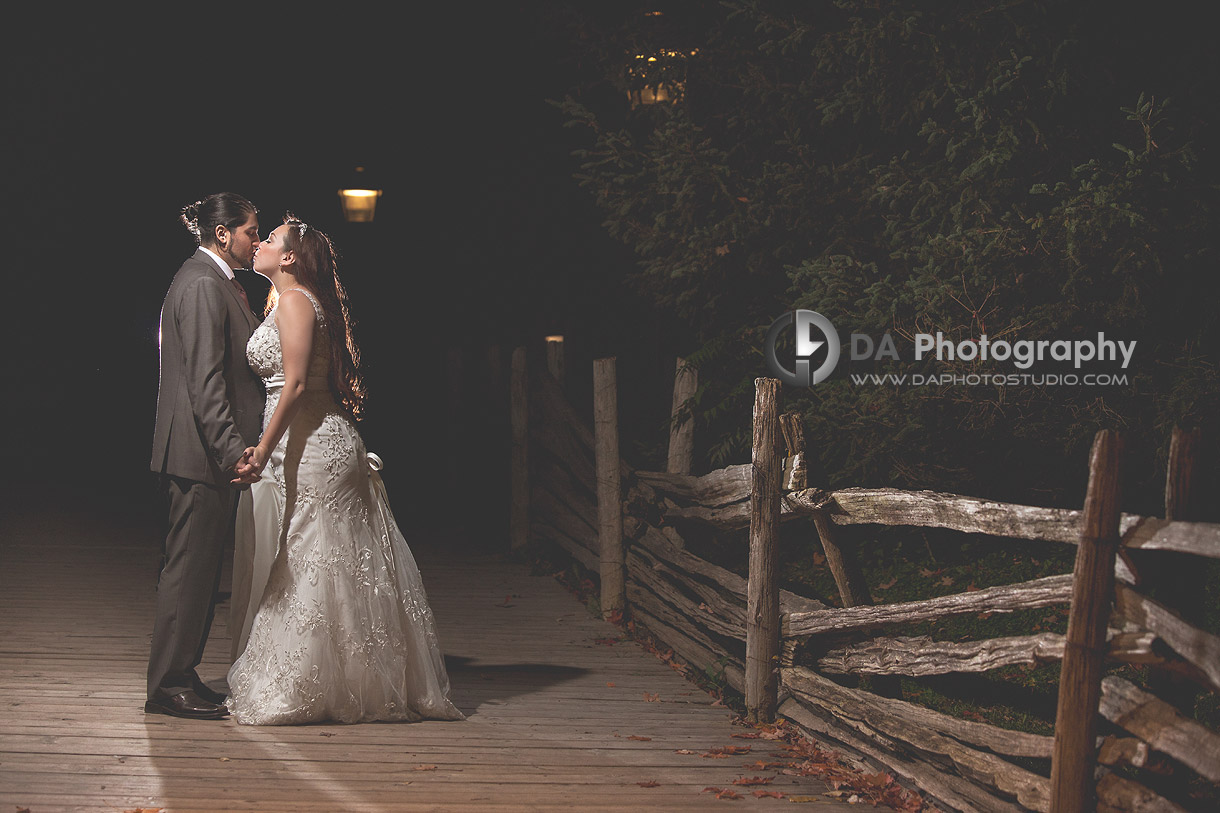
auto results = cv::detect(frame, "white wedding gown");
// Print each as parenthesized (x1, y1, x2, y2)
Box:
(226, 288, 464, 725)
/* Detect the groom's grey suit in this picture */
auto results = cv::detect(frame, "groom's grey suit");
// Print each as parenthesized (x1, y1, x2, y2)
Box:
(148, 247, 264, 700)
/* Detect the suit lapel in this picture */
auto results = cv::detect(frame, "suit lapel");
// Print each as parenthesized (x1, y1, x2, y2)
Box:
(195, 248, 260, 332)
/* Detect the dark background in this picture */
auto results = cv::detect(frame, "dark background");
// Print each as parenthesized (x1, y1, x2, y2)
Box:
(3, 6, 659, 538)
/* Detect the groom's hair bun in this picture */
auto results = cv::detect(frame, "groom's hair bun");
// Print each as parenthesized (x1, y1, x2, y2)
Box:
(180, 201, 203, 240)
(180, 192, 258, 246)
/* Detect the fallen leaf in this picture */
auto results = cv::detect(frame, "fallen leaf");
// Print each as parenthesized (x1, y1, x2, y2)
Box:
(643, 692, 660, 702)
(918, 567, 940, 577)
(938, 575, 954, 586)
(606, 682, 615, 687)
(594, 637, 621, 646)
(703, 745, 752, 757)
(786, 797, 822, 803)
(675, 749, 696, 755)
(730, 732, 761, 739)
(744, 760, 795, 770)
(877, 576, 898, 590)
(702, 787, 742, 799)
(414, 764, 438, 771)
(714, 244, 730, 256)
(218, 757, 230, 762)
(811, 552, 826, 566)
(732, 775, 775, 786)
(637, 780, 660, 787)
(752, 790, 784, 799)
(319, 731, 336, 737)
(967, 583, 981, 592)
(627, 735, 652, 741)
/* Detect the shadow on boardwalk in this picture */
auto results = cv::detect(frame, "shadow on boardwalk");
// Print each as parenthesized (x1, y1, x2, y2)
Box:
(0, 487, 854, 811)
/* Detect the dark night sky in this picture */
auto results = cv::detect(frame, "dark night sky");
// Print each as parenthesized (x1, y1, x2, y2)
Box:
(3, 7, 651, 523)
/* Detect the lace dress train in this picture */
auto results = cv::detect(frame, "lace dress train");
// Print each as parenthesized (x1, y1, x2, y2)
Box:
(226, 289, 464, 725)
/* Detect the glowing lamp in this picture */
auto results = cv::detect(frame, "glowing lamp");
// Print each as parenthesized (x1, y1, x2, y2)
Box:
(338, 167, 383, 222)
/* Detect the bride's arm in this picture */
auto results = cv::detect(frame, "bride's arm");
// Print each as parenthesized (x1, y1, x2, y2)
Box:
(243, 290, 316, 474)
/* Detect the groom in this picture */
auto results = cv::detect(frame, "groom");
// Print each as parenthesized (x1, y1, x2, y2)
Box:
(147, 192, 265, 720)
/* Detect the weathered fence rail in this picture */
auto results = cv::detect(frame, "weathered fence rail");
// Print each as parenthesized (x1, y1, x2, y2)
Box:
(509, 340, 1218, 812)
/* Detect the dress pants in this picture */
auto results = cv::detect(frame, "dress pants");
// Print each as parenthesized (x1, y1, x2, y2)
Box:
(147, 474, 236, 699)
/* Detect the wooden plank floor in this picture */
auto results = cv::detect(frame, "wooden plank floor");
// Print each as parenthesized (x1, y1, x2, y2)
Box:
(0, 492, 851, 811)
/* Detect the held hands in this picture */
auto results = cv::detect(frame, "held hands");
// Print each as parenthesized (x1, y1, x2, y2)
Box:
(231, 445, 268, 485)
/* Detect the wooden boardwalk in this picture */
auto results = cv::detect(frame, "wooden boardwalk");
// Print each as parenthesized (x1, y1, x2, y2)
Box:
(0, 491, 850, 811)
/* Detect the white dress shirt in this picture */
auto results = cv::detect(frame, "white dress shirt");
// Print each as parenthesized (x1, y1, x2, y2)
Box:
(198, 245, 236, 281)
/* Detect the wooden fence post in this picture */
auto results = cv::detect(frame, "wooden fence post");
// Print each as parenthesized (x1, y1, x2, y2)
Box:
(1050, 429, 1124, 812)
(778, 412, 806, 491)
(667, 357, 697, 475)
(1165, 426, 1201, 522)
(445, 347, 464, 495)
(746, 377, 782, 724)
(484, 344, 507, 538)
(546, 334, 565, 387)
(509, 346, 529, 551)
(1149, 425, 1204, 711)
(812, 513, 873, 612)
(593, 357, 625, 620)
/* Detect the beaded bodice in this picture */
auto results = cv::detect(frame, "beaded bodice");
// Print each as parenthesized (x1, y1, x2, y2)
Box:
(246, 288, 334, 427)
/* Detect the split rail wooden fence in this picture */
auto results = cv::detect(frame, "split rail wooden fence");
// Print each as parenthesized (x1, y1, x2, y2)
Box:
(503, 338, 1219, 812)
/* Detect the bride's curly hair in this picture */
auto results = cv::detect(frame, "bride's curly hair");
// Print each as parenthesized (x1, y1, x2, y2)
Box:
(271, 214, 368, 421)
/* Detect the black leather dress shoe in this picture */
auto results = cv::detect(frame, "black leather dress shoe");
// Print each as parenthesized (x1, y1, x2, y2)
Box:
(144, 689, 229, 720)
(192, 683, 227, 705)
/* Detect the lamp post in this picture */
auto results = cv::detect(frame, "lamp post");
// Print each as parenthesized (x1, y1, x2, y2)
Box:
(338, 166, 382, 222)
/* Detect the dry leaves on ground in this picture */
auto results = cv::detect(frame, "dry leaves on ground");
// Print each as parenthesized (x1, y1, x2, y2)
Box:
(702, 787, 742, 800)
(732, 775, 775, 786)
(702, 745, 752, 758)
(728, 718, 929, 812)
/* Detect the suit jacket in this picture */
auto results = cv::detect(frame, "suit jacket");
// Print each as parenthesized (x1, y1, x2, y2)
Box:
(150, 248, 265, 485)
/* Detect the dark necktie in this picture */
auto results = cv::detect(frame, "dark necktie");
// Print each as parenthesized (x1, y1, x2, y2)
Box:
(231, 276, 251, 310)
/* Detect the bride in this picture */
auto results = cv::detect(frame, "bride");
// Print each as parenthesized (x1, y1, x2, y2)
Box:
(225, 214, 465, 725)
